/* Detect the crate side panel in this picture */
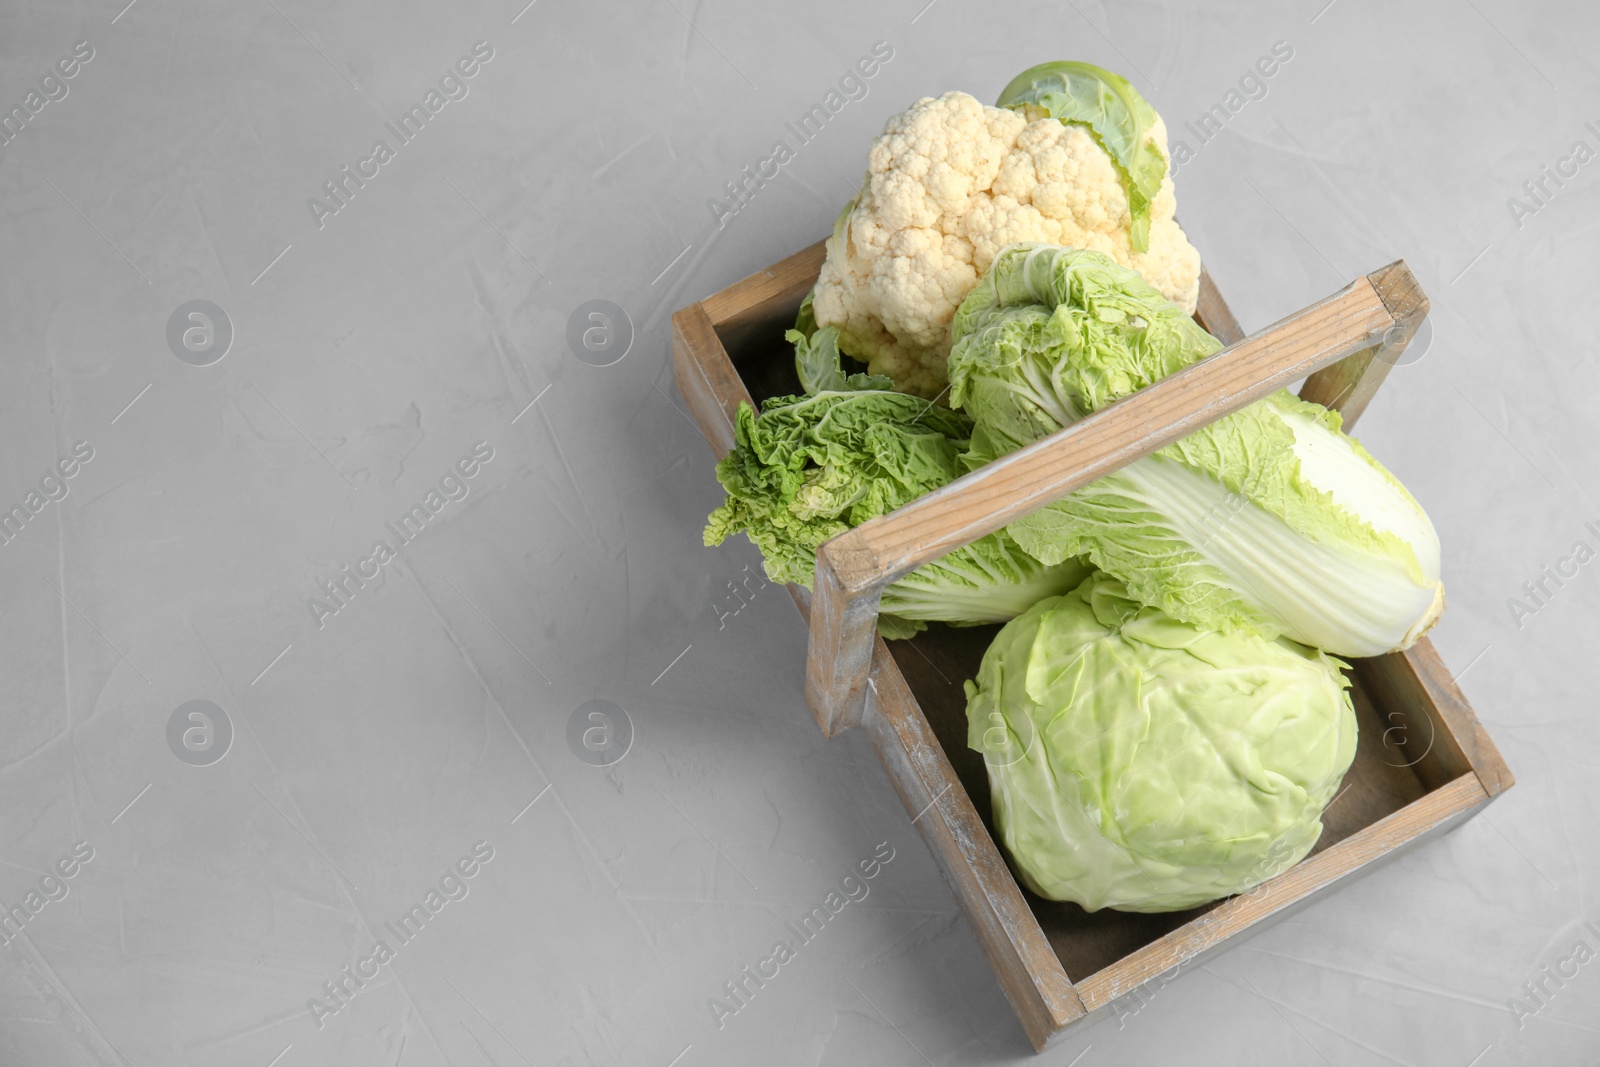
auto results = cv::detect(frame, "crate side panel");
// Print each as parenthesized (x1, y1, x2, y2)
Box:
(865, 654, 1084, 1049)
(672, 303, 749, 456)
(702, 240, 826, 359)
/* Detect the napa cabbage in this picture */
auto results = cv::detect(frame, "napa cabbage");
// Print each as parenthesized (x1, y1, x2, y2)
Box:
(704, 329, 1087, 637)
(948, 243, 1443, 657)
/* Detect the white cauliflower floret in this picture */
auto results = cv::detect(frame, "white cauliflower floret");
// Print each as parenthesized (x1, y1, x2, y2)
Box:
(814, 90, 1202, 397)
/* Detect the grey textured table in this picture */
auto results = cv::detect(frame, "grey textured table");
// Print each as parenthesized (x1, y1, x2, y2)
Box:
(0, 0, 1594, 1064)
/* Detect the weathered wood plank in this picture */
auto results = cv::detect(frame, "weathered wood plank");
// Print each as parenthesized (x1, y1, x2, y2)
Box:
(700, 240, 829, 362)
(1194, 265, 1245, 345)
(671, 302, 749, 457)
(864, 651, 1086, 1049)
(804, 550, 878, 737)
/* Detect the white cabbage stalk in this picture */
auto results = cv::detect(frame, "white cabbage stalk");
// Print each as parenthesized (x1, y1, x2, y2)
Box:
(1105, 422, 1442, 655)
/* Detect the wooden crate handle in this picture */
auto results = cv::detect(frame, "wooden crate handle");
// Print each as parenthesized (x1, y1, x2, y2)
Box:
(1299, 262, 1429, 428)
(805, 261, 1430, 734)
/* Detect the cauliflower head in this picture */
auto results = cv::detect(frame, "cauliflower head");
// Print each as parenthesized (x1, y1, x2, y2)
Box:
(813, 90, 1201, 397)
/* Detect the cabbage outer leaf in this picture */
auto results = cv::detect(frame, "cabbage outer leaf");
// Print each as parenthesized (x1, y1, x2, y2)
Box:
(996, 61, 1167, 253)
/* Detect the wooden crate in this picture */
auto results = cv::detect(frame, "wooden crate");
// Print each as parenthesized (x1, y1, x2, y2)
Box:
(672, 241, 1513, 1051)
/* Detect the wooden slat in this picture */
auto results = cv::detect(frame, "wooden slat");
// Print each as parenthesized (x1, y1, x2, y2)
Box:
(700, 240, 828, 345)
(806, 560, 877, 737)
(807, 263, 1420, 727)
(847, 268, 1408, 583)
(671, 302, 750, 457)
(1075, 772, 1489, 1012)
(1298, 261, 1429, 430)
(863, 650, 1086, 1050)
(1194, 266, 1245, 345)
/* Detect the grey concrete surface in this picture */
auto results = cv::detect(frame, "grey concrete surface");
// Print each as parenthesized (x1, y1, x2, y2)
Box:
(0, 0, 1595, 1064)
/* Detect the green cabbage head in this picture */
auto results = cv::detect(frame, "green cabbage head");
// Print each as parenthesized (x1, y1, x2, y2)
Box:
(967, 572, 1356, 913)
